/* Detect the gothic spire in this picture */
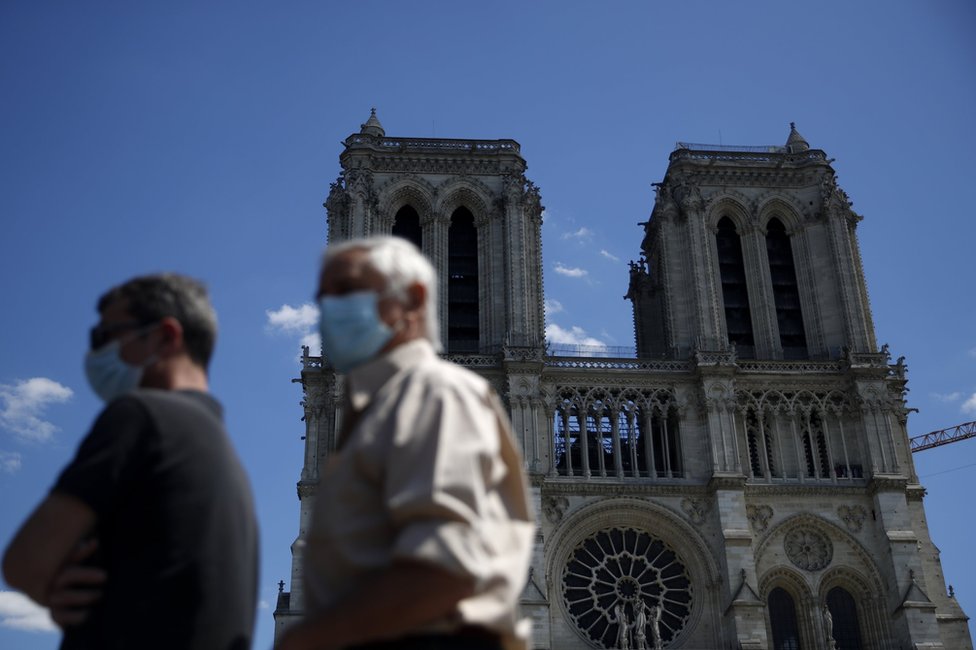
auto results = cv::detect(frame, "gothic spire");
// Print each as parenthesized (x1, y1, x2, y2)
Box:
(360, 107, 385, 137)
(785, 122, 809, 152)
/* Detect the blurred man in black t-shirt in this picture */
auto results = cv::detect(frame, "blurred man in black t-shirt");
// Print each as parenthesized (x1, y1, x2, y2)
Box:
(3, 274, 258, 650)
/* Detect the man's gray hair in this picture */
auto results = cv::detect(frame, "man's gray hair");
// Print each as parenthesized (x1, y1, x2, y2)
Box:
(97, 273, 218, 368)
(324, 236, 442, 352)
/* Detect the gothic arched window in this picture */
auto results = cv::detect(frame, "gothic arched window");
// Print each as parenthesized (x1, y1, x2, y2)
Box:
(768, 587, 802, 650)
(801, 411, 830, 480)
(716, 217, 755, 356)
(651, 407, 682, 478)
(765, 218, 807, 358)
(391, 204, 422, 250)
(745, 407, 777, 480)
(448, 207, 479, 352)
(826, 587, 863, 650)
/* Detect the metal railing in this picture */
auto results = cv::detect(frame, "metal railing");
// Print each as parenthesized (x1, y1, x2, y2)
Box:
(548, 344, 637, 358)
(345, 135, 521, 154)
(675, 142, 788, 153)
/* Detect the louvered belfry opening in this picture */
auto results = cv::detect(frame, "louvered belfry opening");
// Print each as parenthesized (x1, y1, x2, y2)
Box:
(765, 217, 807, 358)
(447, 207, 479, 352)
(716, 216, 755, 356)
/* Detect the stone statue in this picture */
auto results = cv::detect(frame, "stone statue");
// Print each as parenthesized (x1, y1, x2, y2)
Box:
(633, 601, 649, 650)
(649, 603, 663, 650)
(823, 604, 836, 650)
(609, 602, 631, 650)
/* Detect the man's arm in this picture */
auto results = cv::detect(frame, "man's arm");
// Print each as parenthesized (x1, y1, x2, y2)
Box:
(276, 559, 474, 650)
(2, 493, 97, 606)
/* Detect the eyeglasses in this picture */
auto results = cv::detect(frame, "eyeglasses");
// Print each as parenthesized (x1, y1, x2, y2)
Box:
(89, 321, 147, 351)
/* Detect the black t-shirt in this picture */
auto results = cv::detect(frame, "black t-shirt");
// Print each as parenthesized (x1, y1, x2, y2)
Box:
(53, 389, 258, 650)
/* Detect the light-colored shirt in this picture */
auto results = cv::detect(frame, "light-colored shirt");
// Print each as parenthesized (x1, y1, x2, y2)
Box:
(305, 339, 536, 649)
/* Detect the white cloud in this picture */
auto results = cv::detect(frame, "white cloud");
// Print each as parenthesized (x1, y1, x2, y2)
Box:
(0, 451, 22, 474)
(544, 299, 564, 316)
(554, 263, 588, 279)
(266, 303, 320, 354)
(546, 324, 607, 350)
(962, 393, 976, 415)
(300, 332, 321, 354)
(0, 378, 73, 442)
(562, 227, 593, 241)
(931, 392, 961, 403)
(259, 599, 270, 610)
(969, 347, 976, 359)
(600, 249, 620, 262)
(266, 303, 318, 335)
(0, 591, 56, 633)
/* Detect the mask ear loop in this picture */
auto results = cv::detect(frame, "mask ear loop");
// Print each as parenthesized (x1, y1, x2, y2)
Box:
(120, 322, 164, 369)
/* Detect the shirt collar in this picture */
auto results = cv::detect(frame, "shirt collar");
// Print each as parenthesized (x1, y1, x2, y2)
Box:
(345, 338, 435, 412)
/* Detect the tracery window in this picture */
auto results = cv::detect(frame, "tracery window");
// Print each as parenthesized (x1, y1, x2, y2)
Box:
(737, 391, 863, 483)
(648, 407, 682, 478)
(447, 207, 479, 352)
(745, 407, 777, 480)
(826, 587, 863, 650)
(562, 527, 693, 649)
(553, 391, 681, 479)
(716, 217, 755, 357)
(391, 204, 422, 250)
(768, 587, 802, 650)
(765, 218, 807, 358)
(800, 411, 831, 480)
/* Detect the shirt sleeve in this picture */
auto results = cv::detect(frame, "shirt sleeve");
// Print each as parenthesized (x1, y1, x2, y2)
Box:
(385, 377, 502, 582)
(53, 396, 153, 517)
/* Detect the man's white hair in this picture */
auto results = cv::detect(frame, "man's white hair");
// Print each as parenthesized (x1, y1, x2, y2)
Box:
(323, 236, 442, 352)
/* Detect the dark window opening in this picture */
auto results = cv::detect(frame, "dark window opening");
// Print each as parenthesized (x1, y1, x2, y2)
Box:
(826, 587, 863, 650)
(745, 408, 778, 480)
(650, 407, 683, 478)
(391, 205, 422, 250)
(801, 412, 830, 479)
(716, 217, 755, 357)
(448, 207, 479, 353)
(768, 587, 802, 650)
(765, 218, 807, 358)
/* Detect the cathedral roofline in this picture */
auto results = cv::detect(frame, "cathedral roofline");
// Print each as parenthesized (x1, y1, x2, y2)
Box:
(342, 133, 523, 158)
(668, 143, 829, 166)
(668, 124, 828, 170)
(343, 110, 523, 160)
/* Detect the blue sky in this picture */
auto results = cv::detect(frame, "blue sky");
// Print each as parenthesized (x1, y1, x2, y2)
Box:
(1, 1, 974, 647)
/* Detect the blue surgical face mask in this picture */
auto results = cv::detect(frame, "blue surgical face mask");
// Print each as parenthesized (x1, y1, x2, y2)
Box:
(318, 291, 395, 373)
(84, 328, 158, 402)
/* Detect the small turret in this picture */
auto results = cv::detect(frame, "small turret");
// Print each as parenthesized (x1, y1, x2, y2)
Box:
(785, 121, 809, 152)
(359, 107, 385, 137)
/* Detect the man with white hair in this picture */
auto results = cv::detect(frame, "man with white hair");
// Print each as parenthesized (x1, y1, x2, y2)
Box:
(277, 236, 535, 650)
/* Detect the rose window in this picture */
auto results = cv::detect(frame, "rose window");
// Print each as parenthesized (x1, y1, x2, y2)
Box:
(784, 526, 833, 571)
(562, 527, 693, 648)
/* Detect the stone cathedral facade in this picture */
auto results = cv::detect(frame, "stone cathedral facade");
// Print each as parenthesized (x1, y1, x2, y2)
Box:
(274, 112, 971, 649)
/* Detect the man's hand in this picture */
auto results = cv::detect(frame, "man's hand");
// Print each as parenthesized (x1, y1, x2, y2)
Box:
(2, 493, 96, 606)
(47, 539, 106, 629)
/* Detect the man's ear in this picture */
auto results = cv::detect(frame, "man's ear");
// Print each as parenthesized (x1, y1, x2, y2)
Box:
(405, 283, 426, 314)
(157, 316, 185, 356)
